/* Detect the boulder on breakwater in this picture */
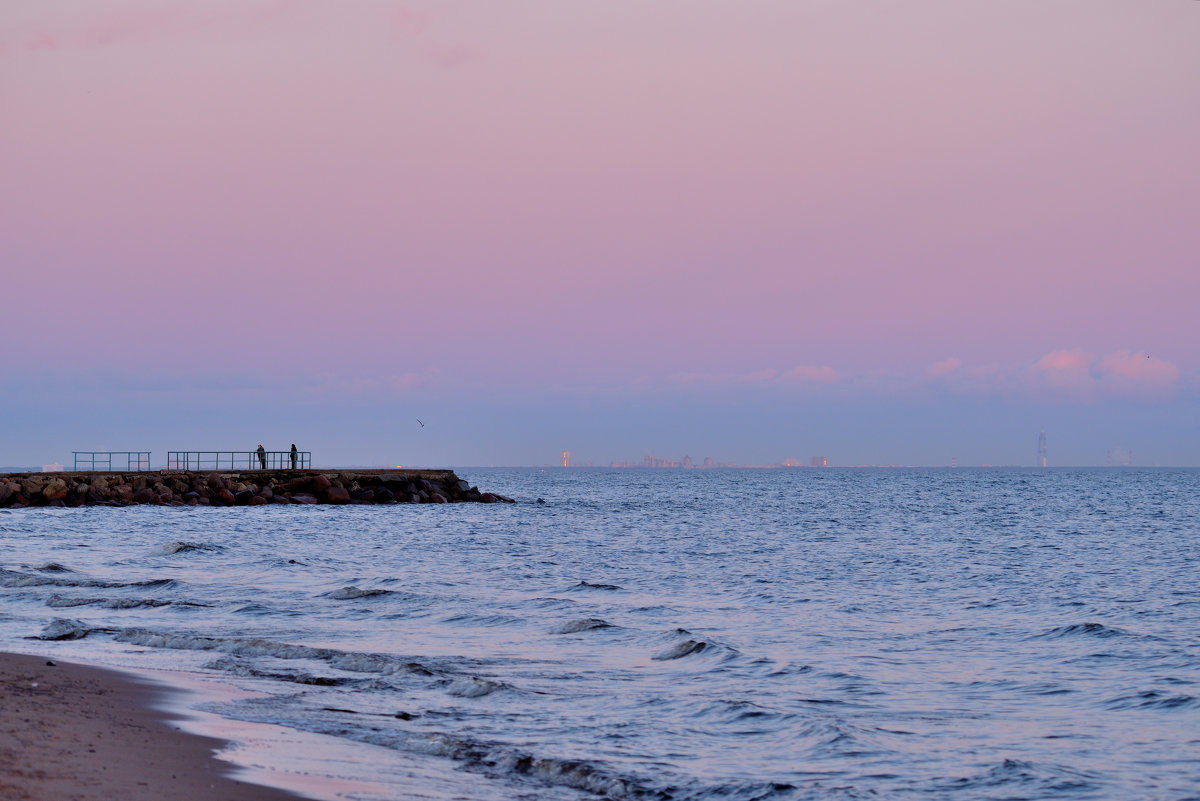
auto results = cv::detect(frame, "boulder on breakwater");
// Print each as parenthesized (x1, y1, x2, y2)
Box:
(0, 470, 514, 509)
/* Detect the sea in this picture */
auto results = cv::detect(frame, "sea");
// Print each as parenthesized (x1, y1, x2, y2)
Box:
(1, 468, 1198, 801)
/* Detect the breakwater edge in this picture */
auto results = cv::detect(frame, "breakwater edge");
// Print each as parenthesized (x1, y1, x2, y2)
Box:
(0, 469, 514, 508)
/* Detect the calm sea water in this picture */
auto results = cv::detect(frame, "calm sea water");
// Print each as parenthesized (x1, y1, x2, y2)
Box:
(1, 468, 1198, 801)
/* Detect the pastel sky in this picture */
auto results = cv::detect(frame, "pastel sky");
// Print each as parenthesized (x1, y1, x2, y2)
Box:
(2, 1, 1198, 467)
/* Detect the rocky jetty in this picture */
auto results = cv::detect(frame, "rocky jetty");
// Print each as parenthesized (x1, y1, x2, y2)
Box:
(0, 470, 514, 508)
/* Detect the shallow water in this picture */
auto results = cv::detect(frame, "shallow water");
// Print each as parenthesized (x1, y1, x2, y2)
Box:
(2, 468, 1198, 800)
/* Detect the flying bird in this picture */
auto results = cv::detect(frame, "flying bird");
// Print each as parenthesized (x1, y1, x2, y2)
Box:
(416, 418, 425, 428)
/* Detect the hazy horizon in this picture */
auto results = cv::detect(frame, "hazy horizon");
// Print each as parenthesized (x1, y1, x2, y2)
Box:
(3, 1, 1197, 468)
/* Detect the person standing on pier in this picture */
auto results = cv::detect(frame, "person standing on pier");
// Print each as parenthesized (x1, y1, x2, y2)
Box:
(290, 444, 298, 470)
(256, 444, 267, 470)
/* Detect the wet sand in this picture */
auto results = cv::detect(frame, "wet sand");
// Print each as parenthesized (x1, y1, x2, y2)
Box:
(0, 651, 305, 801)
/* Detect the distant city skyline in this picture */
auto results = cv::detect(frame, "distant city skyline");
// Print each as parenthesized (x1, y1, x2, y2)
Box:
(2, 1, 1197, 467)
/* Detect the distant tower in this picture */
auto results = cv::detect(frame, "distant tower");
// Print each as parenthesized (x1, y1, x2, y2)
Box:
(1037, 431, 1047, 468)
(561, 450, 570, 468)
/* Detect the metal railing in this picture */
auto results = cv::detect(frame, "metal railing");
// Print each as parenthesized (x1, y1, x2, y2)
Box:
(73, 452, 152, 471)
(166, 451, 311, 471)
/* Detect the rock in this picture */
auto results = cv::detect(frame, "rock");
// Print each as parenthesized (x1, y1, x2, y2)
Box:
(214, 489, 237, 506)
(207, 473, 226, 492)
(20, 477, 44, 496)
(113, 486, 134, 504)
(323, 486, 351, 504)
(311, 475, 332, 492)
(457, 480, 471, 493)
(249, 495, 269, 506)
(285, 476, 311, 493)
(132, 487, 156, 504)
(234, 490, 255, 505)
(291, 493, 319, 504)
(374, 487, 396, 503)
(90, 477, 109, 492)
(381, 476, 411, 491)
(0, 481, 14, 504)
(258, 485, 274, 500)
(479, 493, 498, 503)
(430, 493, 448, 504)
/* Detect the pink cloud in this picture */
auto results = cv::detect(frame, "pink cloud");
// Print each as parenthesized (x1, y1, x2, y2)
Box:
(1021, 348, 1181, 399)
(926, 358, 962, 379)
(1034, 348, 1092, 373)
(787, 365, 839, 384)
(1098, 350, 1179, 384)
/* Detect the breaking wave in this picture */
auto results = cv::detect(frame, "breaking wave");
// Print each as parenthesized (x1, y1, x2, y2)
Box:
(551, 618, 614, 634)
(46, 595, 171, 609)
(154, 541, 224, 555)
(323, 586, 395, 600)
(1, 568, 175, 590)
(1035, 623, 1130, 639)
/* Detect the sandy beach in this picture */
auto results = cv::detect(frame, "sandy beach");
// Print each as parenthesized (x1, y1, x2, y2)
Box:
(0, 651, 304, 801)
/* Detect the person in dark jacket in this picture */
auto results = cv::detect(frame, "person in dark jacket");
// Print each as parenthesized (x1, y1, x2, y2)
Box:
(290, 444, 298, 470)
(256, 443, 267, 469)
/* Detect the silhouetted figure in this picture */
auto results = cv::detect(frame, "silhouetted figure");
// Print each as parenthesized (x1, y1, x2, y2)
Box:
(290, 443, 298, 470)
(256, 444, 267, 470)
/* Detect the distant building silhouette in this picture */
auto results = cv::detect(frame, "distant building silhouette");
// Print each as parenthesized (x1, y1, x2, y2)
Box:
(562, 450, 570, 468)
(810, 456, 828, 467)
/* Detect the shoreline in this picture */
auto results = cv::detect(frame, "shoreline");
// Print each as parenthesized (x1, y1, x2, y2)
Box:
(0, 651, 319, 801)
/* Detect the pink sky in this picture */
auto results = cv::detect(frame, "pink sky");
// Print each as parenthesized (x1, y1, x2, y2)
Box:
(2, 1, 1198, 465)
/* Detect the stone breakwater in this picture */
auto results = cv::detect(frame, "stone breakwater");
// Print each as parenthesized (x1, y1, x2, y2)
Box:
(0, 470, 515, 508)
